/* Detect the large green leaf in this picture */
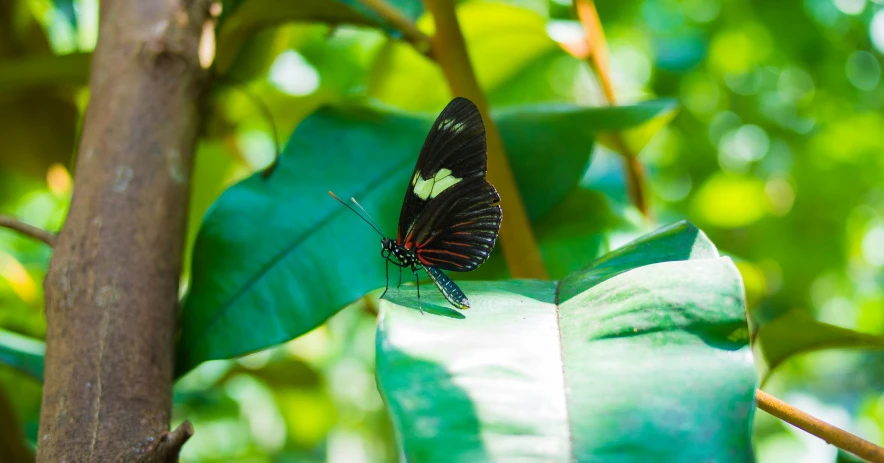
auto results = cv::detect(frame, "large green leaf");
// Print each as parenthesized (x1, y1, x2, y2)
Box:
(376, 221, 756, 462)
(0, 330, 45, 382)
(750, 308, 884, 382)
(176, 100, 675, 375)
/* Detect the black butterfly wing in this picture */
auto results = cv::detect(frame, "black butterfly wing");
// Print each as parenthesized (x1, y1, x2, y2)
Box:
(397, 97, 502, 272)
(397, 97, 487, 244)
(412, 180, 501, 271)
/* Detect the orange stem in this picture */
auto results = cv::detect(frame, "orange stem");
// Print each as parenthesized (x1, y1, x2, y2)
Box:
(756, 389, 884, 463)
(575, 0, 615, 104)
(574, 0, 650, 217)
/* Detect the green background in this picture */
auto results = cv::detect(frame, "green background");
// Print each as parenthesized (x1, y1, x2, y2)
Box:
(1, 0, 883, 461)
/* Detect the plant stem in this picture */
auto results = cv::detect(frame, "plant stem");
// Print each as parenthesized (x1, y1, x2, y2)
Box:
(575, 0, 615, 104)
(358, 0, 433, 57)
(0, 215, 55, 247)
(756, 389, 884, 463)
(573, 0, 651, 218)
(423, 0, 548, 279)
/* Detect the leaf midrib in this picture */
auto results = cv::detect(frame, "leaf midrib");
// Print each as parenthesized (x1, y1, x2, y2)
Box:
(553, 277, 576, 462)
(181, 153, 415, 365)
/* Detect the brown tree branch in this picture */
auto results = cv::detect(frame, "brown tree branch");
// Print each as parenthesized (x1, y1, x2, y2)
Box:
(0, 215, 55, 247)
(358, 0, 433, 57)
(573, 0, 651, 218)
(133, 421, 194, 462)
(756, 389, 884, 463)
(36, 0, 209, 461)
(423, 0, 548, 279)
(574, 0, 614, 104)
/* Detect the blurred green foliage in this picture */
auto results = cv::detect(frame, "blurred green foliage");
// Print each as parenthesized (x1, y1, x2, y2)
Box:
(1, 0, 883, 461)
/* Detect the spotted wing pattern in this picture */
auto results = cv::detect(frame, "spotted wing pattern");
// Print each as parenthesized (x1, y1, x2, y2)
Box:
(397, 97, 502, 272)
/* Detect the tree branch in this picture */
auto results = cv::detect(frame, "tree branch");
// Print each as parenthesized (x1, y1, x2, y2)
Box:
(756, 389, 884, 463)
(0, 215, 55, 247)
(573, 0, 651, 218)
(574, 0, 614, 104)
(423, 0, 548, 279)
(133, 421, 194, 462)
(358, 0, 433, 57)
(36, 0, 209, 460)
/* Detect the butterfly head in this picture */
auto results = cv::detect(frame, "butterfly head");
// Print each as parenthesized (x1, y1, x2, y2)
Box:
(381, 237, 394, 257)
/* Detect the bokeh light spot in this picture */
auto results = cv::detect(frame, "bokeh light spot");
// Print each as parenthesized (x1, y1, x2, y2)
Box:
(764, 177, 796, 216)
(269, 50, 321, 96)
(682, 0, 721, 22)
(709, 25, 771, 75)
(834, 0, 866, 15)
(861, 223, 884, 266)
(610, 43, 652, 95)
(871, 10, 884, 54)
(778, 66, 816, 103)
(718, 124, 770, 173)
(681, 73, 721, 115)
(691, 174, 768, 228)
(0, 251, 37, 304)
(845, 50, 881, 90)
(835, 0, 866, 15)
(46, 163, 72, 197)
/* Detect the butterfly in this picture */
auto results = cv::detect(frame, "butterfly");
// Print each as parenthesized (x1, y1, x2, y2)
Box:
(330, 97, 502, 313)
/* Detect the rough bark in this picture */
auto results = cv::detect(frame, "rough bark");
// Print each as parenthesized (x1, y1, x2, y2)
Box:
(36, 0, 208, 461)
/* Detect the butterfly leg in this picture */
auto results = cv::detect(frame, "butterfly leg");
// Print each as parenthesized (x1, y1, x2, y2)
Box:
(413, 267, 423, 315)
(380, 258, 390, 299)
(397, 266, 403, 288)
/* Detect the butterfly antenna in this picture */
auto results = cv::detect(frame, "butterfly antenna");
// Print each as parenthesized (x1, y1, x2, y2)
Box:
(350, 196, 384, 231)
(328, 191, 385, 237)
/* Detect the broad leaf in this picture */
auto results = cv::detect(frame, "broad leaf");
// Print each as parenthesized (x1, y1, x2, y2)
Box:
(176, 100, 675, 375)
(750, 308, 884, 382)
(0, 330, 45, 382)
(596, 98, 680, 156)
(376, 221, 756, 462)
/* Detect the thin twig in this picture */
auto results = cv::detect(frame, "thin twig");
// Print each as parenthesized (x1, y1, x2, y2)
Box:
(135, 420, 194, 462)
(358, 0, 433, 57)
(756, 389, 884, 463)
(575, 0, 615, 104)
(611, 135, 651, 219)
(573, 0, 651, 218)
(0, 215, 55, 247)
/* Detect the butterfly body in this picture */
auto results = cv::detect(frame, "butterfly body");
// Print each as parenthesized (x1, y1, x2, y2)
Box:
(381, 237, 470, 310)
(333, 97, 501, 312)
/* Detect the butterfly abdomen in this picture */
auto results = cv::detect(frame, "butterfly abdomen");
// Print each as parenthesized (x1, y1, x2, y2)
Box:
(423, 265, 470, 310)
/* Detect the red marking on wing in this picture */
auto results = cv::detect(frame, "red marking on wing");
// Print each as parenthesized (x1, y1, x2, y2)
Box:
(417, 220, 481, 248)
(402, 227, 415, 249)
(418, 255, 461, 267)
(420, 249, 471, 260)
